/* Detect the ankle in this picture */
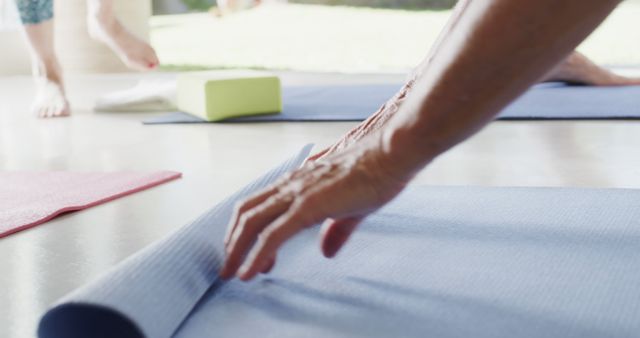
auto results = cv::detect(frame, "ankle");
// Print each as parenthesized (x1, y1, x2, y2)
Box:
(88, 0, 117, 30)
(33, 58, 63, 84)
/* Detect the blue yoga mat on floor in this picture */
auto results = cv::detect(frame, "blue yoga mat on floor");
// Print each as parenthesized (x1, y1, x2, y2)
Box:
(39, 146, 640, 338)
(143, 83, 640, 124)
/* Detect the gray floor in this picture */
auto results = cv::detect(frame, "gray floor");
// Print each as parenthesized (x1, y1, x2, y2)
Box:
(1, 71, 640, 338)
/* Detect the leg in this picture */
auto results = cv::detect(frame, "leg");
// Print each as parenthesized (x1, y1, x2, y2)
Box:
(17, 0, 70, 118)
(86, 0, 159, 71)
(543, 51, 640, 85)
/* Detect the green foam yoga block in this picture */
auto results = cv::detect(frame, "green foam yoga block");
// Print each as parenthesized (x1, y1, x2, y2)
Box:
(177, 70, 282, 121)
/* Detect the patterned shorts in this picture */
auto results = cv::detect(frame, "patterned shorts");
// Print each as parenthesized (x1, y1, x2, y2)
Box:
(16, 0, 53, 25)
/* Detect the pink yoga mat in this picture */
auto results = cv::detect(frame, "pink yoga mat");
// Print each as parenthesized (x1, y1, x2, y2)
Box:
(0, 171, 181, 238)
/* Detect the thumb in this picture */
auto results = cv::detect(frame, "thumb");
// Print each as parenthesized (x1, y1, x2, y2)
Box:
(320, 217, 363, 258)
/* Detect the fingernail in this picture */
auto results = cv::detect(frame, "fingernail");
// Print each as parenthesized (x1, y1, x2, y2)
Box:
(238, 259, 262, 280)
(262, 259, 275, 274)
(325, 245, 338, 258)
(237, 265, 250, 280)
(324, 239, 345, 258)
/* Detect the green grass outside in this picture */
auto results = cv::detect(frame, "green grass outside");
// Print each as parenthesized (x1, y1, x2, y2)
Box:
(151, 2, 640, 73)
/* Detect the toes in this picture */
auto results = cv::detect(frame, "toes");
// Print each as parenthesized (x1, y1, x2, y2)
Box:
(34, 100, 71, 118)
(53, 107, 64, 117)
(53, 101, 71, 117)
(125, 53, 157, 72)
(142, 51, 160, 71)
(615, 76, 640, 86)
(33, 79, 71, 118)
(593, 74, 640, 87)
(147, 48, 160, 69)
(60, 103, 71, 117)
(90, 18, 159, 71)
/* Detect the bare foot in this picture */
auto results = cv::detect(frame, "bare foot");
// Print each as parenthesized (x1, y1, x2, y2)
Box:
(32, 60, 70, 118)
(33, 79, 70, 118)
(87, 4, 159, 71)
(544, 52, 640, 86)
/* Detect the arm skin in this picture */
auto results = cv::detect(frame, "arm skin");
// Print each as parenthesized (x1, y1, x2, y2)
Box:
(307, 0, 470, 161)
(308, 2, 639, 163)
(220, 0, 622, 281)
(380, 0, 621, 176)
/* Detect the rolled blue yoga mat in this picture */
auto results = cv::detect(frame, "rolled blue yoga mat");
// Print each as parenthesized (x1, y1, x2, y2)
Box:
(143, 82, 640, 124)
(39, 145, 640, 338)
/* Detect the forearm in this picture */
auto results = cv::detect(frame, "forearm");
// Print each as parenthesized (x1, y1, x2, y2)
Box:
(408, 0, 471, 83)
(382, 0, 621, 176)
(389, 0, 469, 107)
(332, 0, 470, 151)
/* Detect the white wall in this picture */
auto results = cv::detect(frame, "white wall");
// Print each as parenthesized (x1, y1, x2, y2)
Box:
(0, 30, 31, 75)
(0, 0, 31, 75)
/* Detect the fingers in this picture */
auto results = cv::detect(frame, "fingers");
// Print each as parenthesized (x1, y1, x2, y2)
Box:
(219, 143, 390, 281)
(261, 256, 276, 274)
(224, 185, 279, 246)
(235, 207, 313, 280)
(233, 216, 364, 281)
(220, 193, 292, 279)
(320, 217, 362, 258)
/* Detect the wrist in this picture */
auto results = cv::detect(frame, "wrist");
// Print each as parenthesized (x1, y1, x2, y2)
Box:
(379, 119, 441, 179)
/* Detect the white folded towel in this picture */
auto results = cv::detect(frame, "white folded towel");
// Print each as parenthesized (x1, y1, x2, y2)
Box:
(94, 80, 178, 112)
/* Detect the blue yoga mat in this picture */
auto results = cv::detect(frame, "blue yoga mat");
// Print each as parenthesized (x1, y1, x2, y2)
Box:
(142, 83, 640, 124)
(39, 146, 640, 338)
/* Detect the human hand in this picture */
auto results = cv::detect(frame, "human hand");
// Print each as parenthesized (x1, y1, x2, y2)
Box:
(220, 137, 411, 281)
